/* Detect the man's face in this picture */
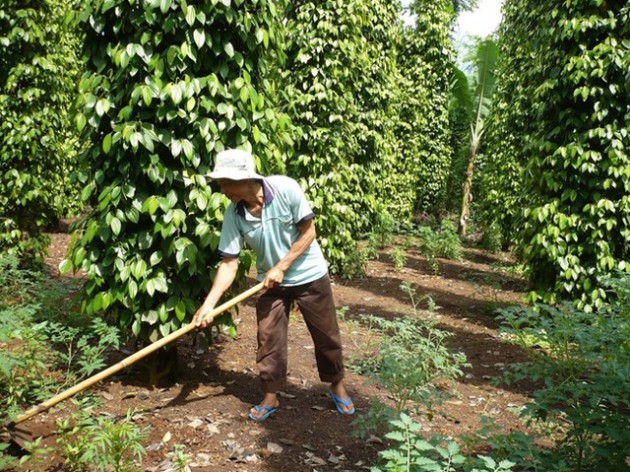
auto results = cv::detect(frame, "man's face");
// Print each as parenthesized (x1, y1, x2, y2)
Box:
(217, 179, 247, 204)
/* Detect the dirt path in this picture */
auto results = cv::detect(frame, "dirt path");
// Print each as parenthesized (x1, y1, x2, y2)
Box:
(20, 232, 534, 471)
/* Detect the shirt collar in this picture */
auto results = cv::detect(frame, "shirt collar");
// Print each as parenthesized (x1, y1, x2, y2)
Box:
(235, 178, 274, 217)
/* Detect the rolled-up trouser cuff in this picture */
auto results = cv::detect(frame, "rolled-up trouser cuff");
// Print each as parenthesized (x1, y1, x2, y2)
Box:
(260, 378, 286, 394)
(320, 370, 345, 385)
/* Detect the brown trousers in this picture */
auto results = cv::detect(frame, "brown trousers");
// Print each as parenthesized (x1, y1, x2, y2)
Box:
(255, 274, 345, 393)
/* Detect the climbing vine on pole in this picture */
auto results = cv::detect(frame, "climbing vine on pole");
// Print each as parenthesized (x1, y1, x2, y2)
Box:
(0, 0, 82, 263)
(483, 0, 629, 310)
(64, 0, 287, 341)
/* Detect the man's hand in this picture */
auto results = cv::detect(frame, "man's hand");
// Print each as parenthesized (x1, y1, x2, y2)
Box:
(193, 257, 239, 329)
(263, 266, 285, 288)
(193, 302, 216, 329)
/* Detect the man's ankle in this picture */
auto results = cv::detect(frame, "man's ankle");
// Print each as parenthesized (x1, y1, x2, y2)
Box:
(331, 381, 348, 397)
(260, 393, 279, 406)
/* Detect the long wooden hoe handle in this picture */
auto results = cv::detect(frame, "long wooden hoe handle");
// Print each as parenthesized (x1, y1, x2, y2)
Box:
(11, 282, 265, 426)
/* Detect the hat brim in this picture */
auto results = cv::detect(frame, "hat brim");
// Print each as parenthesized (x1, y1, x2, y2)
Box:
(206, 170, 264, 181)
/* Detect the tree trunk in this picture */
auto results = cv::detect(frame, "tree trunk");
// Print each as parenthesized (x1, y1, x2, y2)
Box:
(458, 143, 477, 237)
(134, 345, 180, 386)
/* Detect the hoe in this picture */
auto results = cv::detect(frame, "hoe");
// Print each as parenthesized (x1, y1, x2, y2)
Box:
(2, 282, 264, 451)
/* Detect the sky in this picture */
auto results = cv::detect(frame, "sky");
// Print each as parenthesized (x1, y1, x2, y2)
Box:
(401, 0, 504, 40)
(453, 0, 503, 41)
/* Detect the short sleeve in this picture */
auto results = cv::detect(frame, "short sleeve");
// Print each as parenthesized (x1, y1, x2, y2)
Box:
(285, 178, 315, 225)
(217, 205, 243, 257)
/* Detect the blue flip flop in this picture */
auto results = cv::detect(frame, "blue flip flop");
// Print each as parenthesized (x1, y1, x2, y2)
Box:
(329, 391, 355, 416)
(248, 405, 277, 422)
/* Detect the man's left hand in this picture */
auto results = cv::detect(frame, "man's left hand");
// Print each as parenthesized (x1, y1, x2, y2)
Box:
(263, 267, 284, 288)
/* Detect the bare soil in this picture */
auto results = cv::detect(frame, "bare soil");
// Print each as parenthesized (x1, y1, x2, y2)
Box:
(11, 231, 535, 471)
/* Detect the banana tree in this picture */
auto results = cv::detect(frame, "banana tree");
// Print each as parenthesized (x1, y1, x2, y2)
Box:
(452, 38, 498, 236)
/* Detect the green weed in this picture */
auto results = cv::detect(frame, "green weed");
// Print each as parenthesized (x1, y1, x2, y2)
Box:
(350, 283, 468, 432)
(372, 412, 515, 472)
(54, 401, 148, 472)
(337, 306, 380, 357)
(0, 321, 58, 407)
(360, 210, 401, 264)
(89, 410, 148, 471)
(416, 221, 463, 273)
(54, 400, 101, 471)
(372, 210, 397, 249)
(400, 281, 441, 313)
(352, 314, 468, 415)
(363, 236, 381, 261)
(12, 437, 54, 470)
(341, 246, 369, 279)
(0, 254, 41, 303)
(0, 256, 121, 415)
(48, 317, 121, 383)
(489, 260, 526, 278)
(461, 271, 506, 312)
(170, 444, 193, 471)
(494, 272, 630, 471)
(391, 247, 407, 271)
(0, 443, 19, 470)
(336, 305, 350, 323)
(351, 397, 395, 440)
(459, 416, 548, 472)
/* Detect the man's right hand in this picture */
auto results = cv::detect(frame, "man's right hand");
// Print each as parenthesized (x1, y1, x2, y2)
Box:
(192, 257, 238, 329)
(193, 303, 216, 329)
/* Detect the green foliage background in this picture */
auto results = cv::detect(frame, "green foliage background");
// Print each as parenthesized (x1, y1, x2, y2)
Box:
(0, 0, 82, 262)
(277, 0, 402, 271)
(8, 0, 627, 341)
(277, 0, 456, 272)
(64, 0, 289, 341)
(400, 0, 455, 217)
(481, 0, 630, 310)
(47, 0, 460, 339)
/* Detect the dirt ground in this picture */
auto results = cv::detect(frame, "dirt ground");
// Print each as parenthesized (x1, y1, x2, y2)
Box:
(12, 231, 535, 471)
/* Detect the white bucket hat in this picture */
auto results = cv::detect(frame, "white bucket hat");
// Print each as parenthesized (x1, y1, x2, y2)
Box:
(207, 149, 264, 180)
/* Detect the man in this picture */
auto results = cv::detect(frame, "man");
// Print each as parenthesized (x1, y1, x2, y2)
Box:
(193, 149, 354, 422)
